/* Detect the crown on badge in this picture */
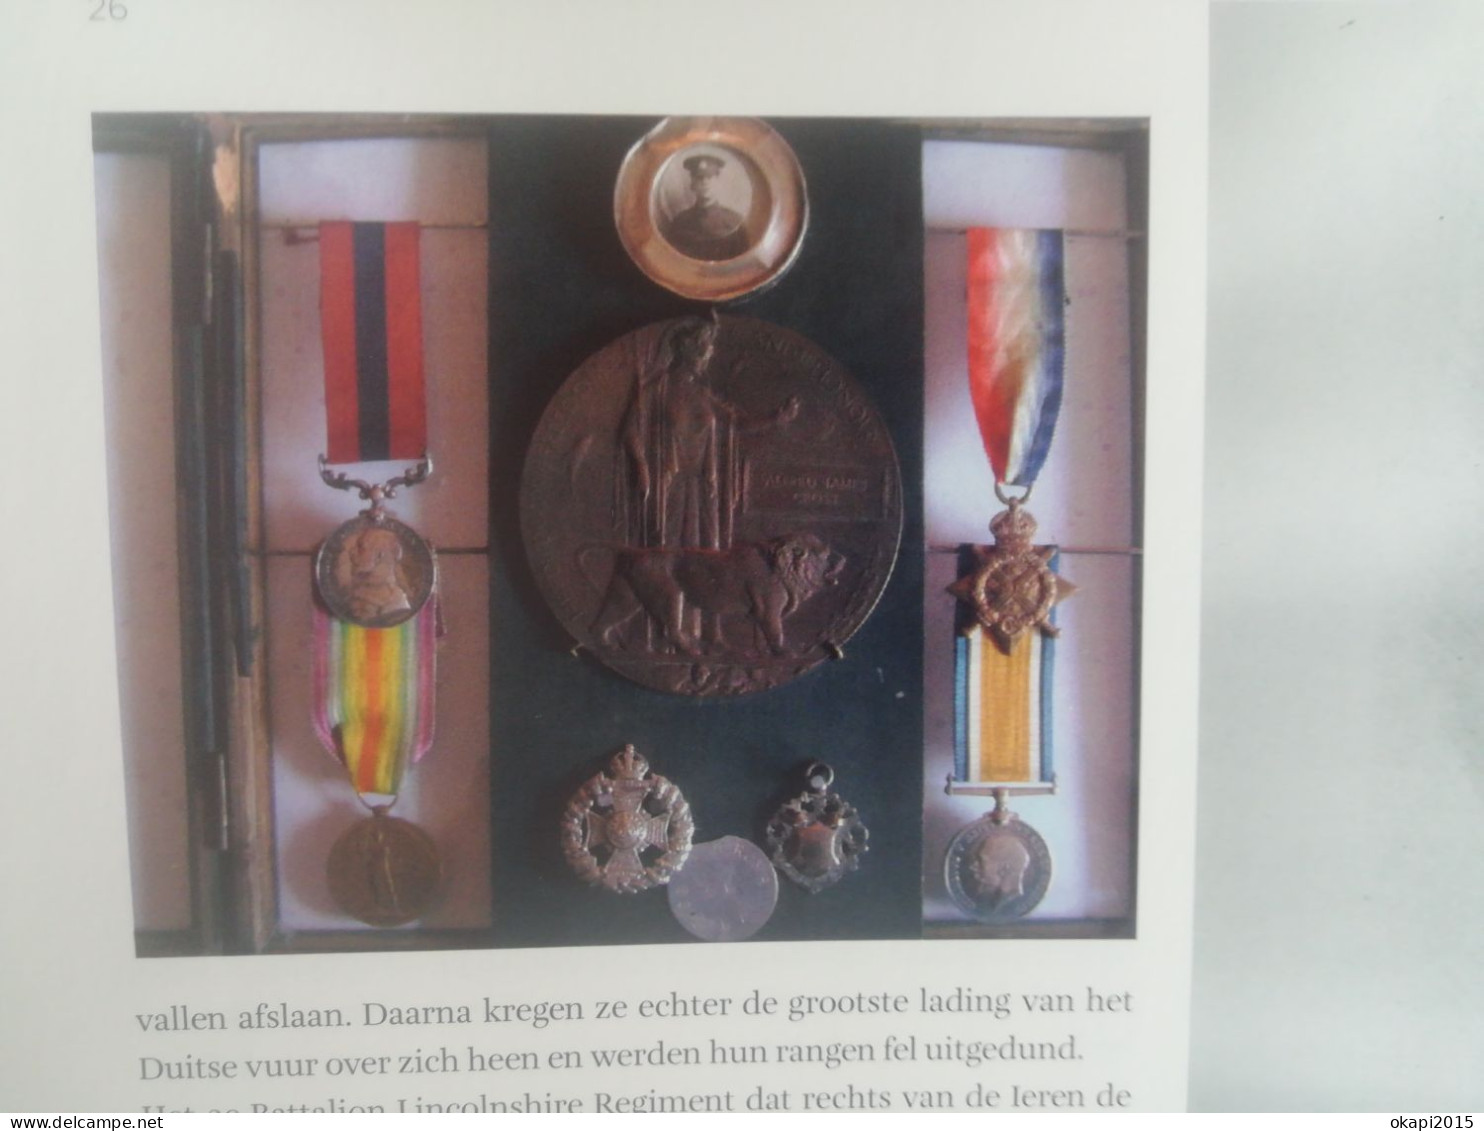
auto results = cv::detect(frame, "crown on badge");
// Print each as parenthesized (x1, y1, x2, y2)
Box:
(989, 503, 1038, 548)
(610, 744, 651, 781)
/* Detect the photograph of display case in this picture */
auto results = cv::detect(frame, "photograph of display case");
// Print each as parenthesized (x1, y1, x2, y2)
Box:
(93, 112, 1145, 955)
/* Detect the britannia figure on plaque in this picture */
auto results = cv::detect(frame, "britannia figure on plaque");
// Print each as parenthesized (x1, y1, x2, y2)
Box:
(619, 317, 797, 552)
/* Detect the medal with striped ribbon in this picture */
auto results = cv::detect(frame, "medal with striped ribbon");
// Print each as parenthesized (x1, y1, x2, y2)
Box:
(310, 221, 442, 927)
(943, 228, 1073, 921)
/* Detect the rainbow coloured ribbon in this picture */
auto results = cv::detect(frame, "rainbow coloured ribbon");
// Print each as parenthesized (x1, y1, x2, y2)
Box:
(311, 597, 438, 797)
(953, 228, 1066, 786)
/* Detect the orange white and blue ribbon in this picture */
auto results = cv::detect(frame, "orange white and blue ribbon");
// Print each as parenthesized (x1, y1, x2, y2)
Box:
(965, 227, 1065, 487)
(311, 597, 438, 798)
(953, 228, 1065, 787)
(953, 552, 1058, 785)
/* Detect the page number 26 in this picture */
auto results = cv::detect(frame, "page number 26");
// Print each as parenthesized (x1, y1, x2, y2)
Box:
(90, 0, 128, 20)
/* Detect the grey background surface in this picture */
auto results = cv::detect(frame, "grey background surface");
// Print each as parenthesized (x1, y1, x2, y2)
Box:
(1195, 1, 1484, 1110)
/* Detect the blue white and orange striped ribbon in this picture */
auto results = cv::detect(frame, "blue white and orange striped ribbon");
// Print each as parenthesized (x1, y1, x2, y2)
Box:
(311, 587, 438, 798)
(953, 554, 1058, 785)
(965, 227, 1066, 487)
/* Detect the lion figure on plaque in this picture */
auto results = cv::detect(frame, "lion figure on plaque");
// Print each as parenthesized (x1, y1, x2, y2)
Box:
(585, 532, 844, 657)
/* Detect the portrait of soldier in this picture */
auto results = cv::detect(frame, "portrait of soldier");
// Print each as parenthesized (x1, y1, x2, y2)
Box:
(965, 831, 1032, 909)
(659, 151, 752, 262)
(335, 525, 413, 623)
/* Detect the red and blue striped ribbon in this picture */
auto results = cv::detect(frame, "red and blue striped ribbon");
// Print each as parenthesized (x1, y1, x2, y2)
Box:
(965, 228, 1066, 487)
(319, 221, 427, 464)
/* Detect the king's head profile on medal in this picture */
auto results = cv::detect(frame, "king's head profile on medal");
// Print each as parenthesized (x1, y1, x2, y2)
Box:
(944, 809, 1053, 922)
(335, 523, 413, 622)
(966, 829, 1031, 907)
(314, 460, 437, 630)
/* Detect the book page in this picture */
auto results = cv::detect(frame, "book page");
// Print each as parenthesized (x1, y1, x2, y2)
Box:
(0, 0, 1207, 1114)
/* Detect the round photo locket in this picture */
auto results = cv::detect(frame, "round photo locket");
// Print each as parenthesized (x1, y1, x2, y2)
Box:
(614, 117, 808, 302)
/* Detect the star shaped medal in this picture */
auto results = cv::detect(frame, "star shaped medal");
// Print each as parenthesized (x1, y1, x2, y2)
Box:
(940, 228, 1073, 925)
(948, 485, 1075, 655)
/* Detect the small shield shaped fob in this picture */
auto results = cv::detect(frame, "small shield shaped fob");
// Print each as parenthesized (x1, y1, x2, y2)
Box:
(764, 762, 868, 893)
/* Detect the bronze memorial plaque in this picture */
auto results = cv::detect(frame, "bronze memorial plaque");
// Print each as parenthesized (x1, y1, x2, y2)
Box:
(521, 314, 902, 696)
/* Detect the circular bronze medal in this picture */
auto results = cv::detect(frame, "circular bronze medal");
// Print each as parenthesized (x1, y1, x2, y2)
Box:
(327, 809, 442, 927)
(521, 315, 902, 696)
(944, 812, 1052, 923)
(315, 514, 436, 628)
(668, 837, 779, 942)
